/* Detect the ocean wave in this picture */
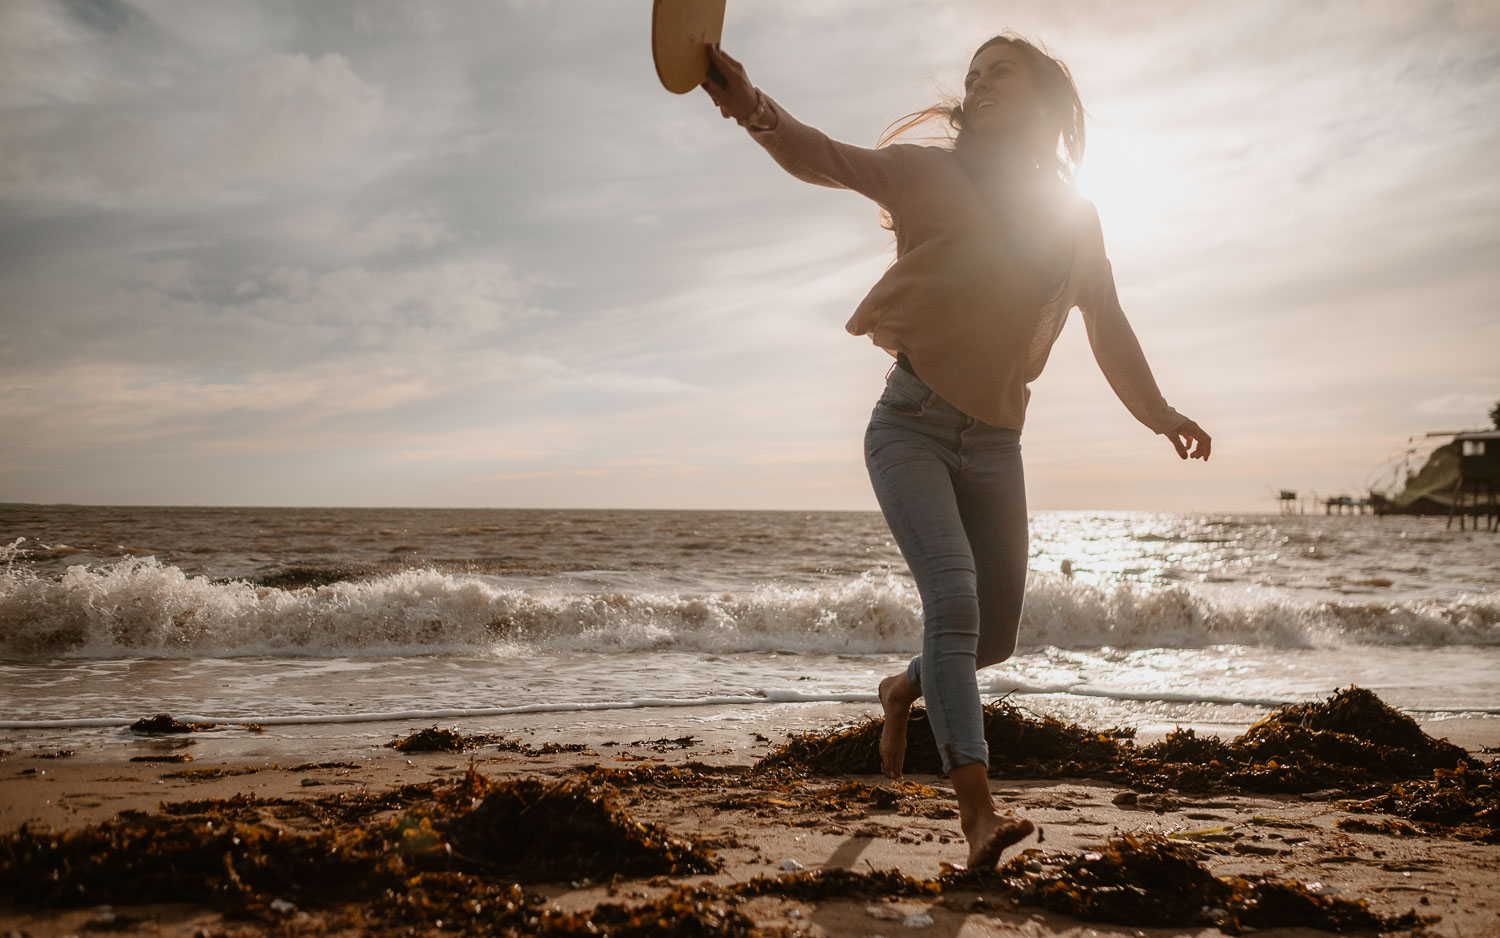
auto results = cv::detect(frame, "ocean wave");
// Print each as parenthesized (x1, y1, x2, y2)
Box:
(1, 557, 1496, 659)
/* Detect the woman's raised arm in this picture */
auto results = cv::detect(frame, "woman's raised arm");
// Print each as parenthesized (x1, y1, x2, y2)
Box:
(700, 46, 912, 212)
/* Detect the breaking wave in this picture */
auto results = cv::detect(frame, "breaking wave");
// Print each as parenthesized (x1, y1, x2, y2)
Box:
(1, 557, 1496, 659)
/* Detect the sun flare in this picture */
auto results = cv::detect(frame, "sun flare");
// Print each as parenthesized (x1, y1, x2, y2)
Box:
(1073, 127, 1186, 249)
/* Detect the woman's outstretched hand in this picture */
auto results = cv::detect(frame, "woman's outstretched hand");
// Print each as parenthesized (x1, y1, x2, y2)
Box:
(701, 46, 757, 123)
(1169, 419, 1211, 461)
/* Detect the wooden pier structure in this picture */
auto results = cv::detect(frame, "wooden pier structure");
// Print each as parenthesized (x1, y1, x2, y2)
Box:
(1447, 430, 1500, 532)
(1273, 490, 1371, 515)
(1274, 424, 1498, 529)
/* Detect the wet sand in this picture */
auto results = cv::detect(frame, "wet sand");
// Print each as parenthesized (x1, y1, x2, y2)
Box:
(2, 709, 1497, 937)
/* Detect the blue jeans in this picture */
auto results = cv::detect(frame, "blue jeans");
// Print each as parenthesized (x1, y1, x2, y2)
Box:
(864, 364, 1028, 774)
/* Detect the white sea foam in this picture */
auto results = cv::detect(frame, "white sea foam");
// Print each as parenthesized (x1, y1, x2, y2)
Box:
(1, 557, 1497, 659)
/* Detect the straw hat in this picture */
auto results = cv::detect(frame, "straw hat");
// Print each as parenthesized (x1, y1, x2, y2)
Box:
(652, 0, 727, 93)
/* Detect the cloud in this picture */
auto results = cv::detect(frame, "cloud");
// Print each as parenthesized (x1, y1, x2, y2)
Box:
(0, 50, 389, 206)
(214, 52, 385, 185)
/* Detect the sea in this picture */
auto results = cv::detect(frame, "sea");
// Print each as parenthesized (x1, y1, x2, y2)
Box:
(2, 505, 1497, 757)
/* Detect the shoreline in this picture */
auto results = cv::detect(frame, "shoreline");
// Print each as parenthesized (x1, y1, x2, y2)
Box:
(3, 696, 1495, 782)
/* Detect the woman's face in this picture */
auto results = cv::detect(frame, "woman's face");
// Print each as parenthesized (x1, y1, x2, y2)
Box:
(961, 43, 1041, 141)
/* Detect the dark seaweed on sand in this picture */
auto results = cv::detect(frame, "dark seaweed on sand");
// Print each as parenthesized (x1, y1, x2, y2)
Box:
(973, 832, 1431, 935)
(129, 713, 214, 734)
(758, 686, 1479, 796)
(386, 725, 499, 752)
(757, 686, 1498, 842)
(446, 776, 717, 881)
(0, 766, 715, 918)
(1345, 759, 1500, 843)
(364, 882, 757, 938)
(733, 867, 940, 900)
(757, 699, 1132, 778)
(581, 762, 731, 788)
(494, 737, 595, 755)
(0, 812, 396, 911)
(386, 728, 595, 756)
(729, 832, 1427, 934)
(129, 751, 194, 763)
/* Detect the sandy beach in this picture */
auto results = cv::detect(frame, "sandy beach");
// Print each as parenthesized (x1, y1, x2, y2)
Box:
(2, 694, 1496, 938)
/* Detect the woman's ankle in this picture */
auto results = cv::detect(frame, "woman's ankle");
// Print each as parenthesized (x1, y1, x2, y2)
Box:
(948, 761, 997, 826)
(879, 672, 917, 708)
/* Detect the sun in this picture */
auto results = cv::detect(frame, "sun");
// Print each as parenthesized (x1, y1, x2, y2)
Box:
(1072, 125, 1184, 250)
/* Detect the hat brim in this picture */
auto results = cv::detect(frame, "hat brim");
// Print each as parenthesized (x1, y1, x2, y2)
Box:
(652, 0, 727, 94)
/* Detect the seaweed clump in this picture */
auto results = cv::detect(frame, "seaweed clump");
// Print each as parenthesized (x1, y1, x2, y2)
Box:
(758, 687, 1478, 798)
(129, 751, 193, 763)
(0, 767, 716, 919)
(494, 737, 594, 755)
(581, 762, 731, 789)
(757, 700, 1131, 777)
(1344, 759, 1500, 842)
(385, 725, 498, 752)
(0, 812, 395, 911)
(364, 882, 756, 938)
(387, 728, 596, 757)
(733, 867, 940, 900)
(130, 713, 214, 734)
(446, 776, 718, 882)
(719, 834, 1429, 935)
(969, 832, 1430, 935)
(1190, 686, 1478, 792)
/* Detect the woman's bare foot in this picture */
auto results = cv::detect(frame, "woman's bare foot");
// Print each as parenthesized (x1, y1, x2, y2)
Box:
(878, 672, 916, 779)
(964, 811, 1035, 868)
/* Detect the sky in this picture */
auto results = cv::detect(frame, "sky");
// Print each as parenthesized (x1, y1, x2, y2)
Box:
(1, 0, 1496, 512)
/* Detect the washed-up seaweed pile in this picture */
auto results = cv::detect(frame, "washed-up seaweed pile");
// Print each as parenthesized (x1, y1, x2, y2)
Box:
(343, 883, 759, 938)
(129, 713, 264, 734)
(828, 778, 941, 808)
(1344, 758, 1500, 843)
(386, 725, 503, 752)
(758, 687, 1478, 797)
(727, 833, 1427, 935)
(495, 737, 594, 755)
(734, 867, 941, 900)
(756, 700, 1131, 778)
(581, 762, 739, 789)
(0, 811, 395, 912)
(443, 775, 716, 882)
(193, 878, 758, 937)
(974, 832, 1430, 935)
(386, 727, 595, 755)
(0, 767, 718, 930)
(129, 713, 214, 734)
(1132, 687, 1477, 793)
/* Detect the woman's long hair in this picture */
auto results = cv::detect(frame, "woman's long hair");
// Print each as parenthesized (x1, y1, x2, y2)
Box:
(876, 32, 1086, 229)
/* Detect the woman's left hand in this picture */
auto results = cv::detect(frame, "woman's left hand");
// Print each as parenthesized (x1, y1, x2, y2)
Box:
(700, 46, 758, 123)
(1169, 419, 1211, 461)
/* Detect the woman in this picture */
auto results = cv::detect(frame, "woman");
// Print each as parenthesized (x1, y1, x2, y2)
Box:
(701, 35, 1211, 868)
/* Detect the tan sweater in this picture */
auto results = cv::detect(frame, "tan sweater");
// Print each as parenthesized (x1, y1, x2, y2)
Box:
(746, 95, 1185, 435)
